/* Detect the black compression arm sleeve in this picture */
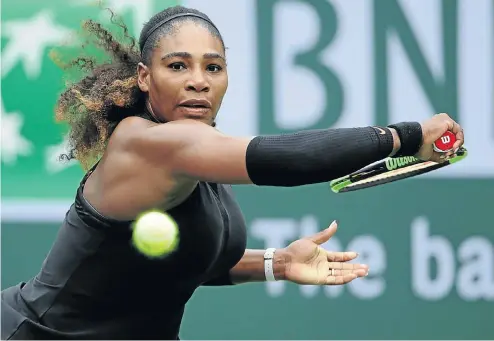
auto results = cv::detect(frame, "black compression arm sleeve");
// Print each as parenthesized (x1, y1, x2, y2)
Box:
(245, 126, 394, 186)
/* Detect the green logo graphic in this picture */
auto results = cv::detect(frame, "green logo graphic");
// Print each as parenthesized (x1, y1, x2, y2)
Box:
(385, 155, 418, 170)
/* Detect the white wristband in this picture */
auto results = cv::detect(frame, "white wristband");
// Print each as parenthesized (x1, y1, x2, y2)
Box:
(264, 248, 277, 282)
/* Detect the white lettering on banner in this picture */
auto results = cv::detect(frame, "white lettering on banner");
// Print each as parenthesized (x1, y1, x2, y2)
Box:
(251, 216, 387, 299)
(252, 215, 494, 301)
(411, 216, 455, 300)
(411, 216, 494, 301)
(457, 237, 494, 301)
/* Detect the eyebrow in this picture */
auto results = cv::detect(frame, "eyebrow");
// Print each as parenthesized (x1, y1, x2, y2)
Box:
(161, 52, 226, 62)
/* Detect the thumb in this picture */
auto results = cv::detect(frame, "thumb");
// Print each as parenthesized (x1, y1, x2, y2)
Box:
(308, 220, 338, 245)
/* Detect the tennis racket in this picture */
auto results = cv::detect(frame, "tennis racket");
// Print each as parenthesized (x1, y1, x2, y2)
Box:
(330, 132, 467, 193)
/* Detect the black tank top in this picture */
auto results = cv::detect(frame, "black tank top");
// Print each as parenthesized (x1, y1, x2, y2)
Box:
(1, 166, 247, 339)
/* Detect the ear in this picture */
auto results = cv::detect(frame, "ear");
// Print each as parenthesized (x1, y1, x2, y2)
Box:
(137, 62, 150, 93)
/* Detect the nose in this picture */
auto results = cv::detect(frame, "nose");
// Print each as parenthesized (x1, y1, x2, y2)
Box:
(185, 69, 210, 93)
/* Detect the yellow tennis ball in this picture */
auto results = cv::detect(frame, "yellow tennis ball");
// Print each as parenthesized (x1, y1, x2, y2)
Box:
(132, 211, 179, 258)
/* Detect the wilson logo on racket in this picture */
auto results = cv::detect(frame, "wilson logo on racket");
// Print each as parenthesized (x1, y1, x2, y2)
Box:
(440, 135, 451, 144)
(385, 156, 418, 170)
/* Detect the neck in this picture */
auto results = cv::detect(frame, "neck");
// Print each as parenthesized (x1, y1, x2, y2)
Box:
(145, 101, 165, 123)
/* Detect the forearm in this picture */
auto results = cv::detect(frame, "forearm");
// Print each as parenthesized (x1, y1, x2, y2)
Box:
(229, 249, 289, 284)
(245, 126, 403, 186)
(143, 119, 419, 187)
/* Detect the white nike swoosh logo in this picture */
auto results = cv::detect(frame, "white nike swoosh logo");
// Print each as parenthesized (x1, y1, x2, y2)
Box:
(375, 127, 386, 135)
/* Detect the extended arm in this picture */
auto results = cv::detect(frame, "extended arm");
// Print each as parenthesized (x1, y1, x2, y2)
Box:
(202, 221, 370, 287)
(128, 118, 412, 187)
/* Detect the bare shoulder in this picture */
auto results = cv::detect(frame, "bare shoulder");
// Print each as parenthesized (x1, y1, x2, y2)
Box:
(113, 118, 221, 157)
(106, 117, 214, 169)
(107, 116, 157, 153)
(104, 117, 252, 185)
(114, 116, 208, 140)
(111, 116, 157, 140)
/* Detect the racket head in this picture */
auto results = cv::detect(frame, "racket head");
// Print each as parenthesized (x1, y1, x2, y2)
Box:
(330, 147, 468, 193)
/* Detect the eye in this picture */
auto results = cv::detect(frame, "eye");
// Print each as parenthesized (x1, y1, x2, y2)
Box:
(168, 62, 186, 71)
(207, 64, 223, 73)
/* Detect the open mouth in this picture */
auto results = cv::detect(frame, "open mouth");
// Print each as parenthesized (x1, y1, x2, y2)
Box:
(180, 104, 209, 109)
(178, 99, 212, 110)
(178, 104, 211, 118)
(177, 100, 211, 118)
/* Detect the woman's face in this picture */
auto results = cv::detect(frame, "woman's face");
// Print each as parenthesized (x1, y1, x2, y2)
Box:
(137, 21, 228, 126)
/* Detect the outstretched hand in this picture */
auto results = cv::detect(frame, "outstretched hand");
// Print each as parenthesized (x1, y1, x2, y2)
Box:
(282, 221, 368, 286)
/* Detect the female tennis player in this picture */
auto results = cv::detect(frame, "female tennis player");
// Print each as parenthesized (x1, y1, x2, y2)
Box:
(1, 5, 464, 340)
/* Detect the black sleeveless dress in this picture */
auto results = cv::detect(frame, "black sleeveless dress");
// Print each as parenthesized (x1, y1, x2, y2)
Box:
(1, 165, 248, 339)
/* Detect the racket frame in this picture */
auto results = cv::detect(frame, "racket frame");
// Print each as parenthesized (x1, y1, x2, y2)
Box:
(329, 147, 467, 193)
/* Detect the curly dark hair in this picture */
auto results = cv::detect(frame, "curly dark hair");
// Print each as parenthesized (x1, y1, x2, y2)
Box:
(53, 5, 225, 171)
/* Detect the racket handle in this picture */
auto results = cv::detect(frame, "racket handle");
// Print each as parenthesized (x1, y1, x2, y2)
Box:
(433, 131, 456, 152)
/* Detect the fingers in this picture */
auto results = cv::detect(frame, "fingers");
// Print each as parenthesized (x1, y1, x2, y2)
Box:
(326, 267, 368, 285)
(429, 152, 448, 163)
(437, 113, 455, 131)
(308, 220, 337, 245)
(324, 254, 370, 285)
(326, 251, 358, 262)
(453, 128, 464, 152)
(450, 120, 462, 135)
(450, 120, 464, 152)
(327, 262, 369, 271)
(437, 113, 464, 153)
